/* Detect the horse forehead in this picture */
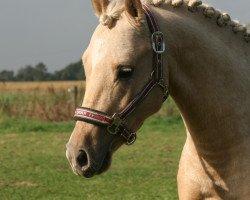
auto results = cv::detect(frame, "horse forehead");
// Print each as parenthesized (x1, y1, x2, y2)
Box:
(89, 29, 139, 68)
(90, 37, 109, 69)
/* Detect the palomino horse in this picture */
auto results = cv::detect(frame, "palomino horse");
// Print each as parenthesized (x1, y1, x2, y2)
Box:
(66, 0, 250, 199)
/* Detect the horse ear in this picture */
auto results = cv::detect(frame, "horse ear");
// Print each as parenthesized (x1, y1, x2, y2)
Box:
(125, 0, 143, 19)
(91, 0, 109, 17)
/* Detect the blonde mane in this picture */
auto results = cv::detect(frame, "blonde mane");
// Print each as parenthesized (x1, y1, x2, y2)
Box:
(99, 0, 250, 43)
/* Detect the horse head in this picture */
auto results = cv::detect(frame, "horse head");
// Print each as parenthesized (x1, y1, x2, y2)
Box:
(66, 0, 168, 178)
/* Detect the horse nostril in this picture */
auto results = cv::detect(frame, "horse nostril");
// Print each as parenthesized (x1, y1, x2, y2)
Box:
(77, 150, 88, 168)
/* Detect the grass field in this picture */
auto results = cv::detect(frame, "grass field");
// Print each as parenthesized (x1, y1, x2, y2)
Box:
(0, 81, 185, 199)
(0, 116, 185, 200)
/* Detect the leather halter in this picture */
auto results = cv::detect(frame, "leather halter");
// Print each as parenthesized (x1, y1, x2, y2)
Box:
(74, 4, 169, 145)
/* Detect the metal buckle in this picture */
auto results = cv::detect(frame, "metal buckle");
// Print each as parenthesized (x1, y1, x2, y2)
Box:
(107, 113, 123, 135)
(126, 133, 137, 145)
(152, 31, 165, 54)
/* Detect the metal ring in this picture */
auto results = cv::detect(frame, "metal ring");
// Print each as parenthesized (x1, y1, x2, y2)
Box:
(126, 133, 137, 145)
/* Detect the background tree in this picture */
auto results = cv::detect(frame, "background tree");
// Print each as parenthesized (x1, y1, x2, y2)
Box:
(33, 62, 51, 81)
(15, 65, 35, 81)
(54, 60, 85, 80)
(0, 70, 15, 81)
(0, 60, 85, 82)
(15, 63, 50, 81)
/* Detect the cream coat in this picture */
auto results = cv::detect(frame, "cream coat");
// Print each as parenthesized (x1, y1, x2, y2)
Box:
(66, 1, 250, 199)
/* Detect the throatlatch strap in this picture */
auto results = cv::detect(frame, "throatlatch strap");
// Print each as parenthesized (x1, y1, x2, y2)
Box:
(119, 4, 166, 119)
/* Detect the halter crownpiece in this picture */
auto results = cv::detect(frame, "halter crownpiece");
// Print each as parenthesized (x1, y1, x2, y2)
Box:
(74, 4, 169, 145)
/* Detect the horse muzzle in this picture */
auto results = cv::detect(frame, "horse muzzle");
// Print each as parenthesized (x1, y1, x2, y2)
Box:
(66, 143, 112, 178)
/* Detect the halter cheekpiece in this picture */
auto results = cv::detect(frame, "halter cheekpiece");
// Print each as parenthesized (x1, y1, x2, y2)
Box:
(74, 4, 169, 145)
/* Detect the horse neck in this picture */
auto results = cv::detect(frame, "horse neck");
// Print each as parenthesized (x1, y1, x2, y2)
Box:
(155, 6, 250, 153)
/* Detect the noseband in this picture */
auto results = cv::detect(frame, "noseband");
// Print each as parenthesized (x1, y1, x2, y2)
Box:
(74, 4, 169, 145)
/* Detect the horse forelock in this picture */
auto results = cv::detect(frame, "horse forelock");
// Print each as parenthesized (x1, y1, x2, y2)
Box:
(99, 0, 125, 27)
(99, 0, 249, 43)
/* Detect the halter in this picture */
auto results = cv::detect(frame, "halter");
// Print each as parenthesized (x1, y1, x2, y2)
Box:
(74, 4, 168, 145)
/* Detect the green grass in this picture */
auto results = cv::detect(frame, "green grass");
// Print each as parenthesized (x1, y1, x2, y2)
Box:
(0, 117, 74, 134)
(0, 116, 185, 200)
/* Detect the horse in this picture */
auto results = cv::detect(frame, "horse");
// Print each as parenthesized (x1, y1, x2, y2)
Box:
(66, 0, 250, 199)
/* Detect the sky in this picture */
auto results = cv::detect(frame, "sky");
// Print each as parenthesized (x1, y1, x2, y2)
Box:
(0, 0, 249, 72)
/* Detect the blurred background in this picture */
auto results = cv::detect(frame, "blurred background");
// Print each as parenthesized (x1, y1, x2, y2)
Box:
(0, 0, 249, 73)
(0, 0, 249, 120)
(0, 1, 249, 200)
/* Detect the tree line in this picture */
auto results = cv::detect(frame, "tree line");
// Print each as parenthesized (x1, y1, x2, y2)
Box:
(0, 60, 85, 82)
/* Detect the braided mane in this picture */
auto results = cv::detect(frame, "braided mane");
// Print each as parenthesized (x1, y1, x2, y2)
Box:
(99, 0, 250, 43)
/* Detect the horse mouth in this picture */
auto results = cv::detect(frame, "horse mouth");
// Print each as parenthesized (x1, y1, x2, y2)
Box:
(81, 152, 112, 178)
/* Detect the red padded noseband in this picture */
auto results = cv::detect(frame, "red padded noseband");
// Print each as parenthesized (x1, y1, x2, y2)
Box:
(74, 108, 113, 126)
(74, 4, 169, 145)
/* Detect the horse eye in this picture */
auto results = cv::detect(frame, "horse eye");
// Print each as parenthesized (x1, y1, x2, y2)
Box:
(117, 66, 134, 80)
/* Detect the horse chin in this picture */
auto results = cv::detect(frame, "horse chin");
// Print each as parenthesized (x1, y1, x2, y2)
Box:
(96, 152, 112, 175)
(82, 152, 112, 178)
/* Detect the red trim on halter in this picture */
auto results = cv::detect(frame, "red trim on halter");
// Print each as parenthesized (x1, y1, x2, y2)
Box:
(74, 4, 168, 145)
(74, 108, 112, 125)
